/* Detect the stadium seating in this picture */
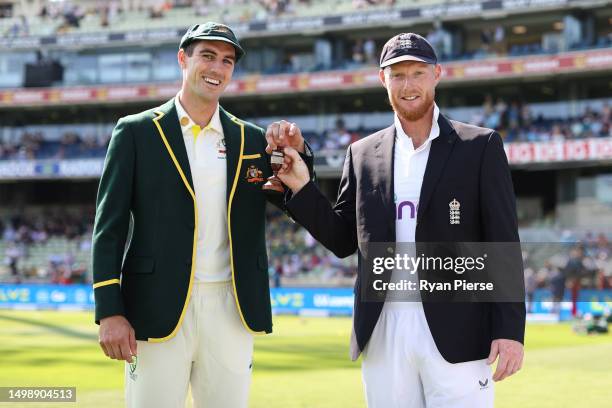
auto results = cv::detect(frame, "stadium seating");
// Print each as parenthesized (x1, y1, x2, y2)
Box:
(2, 0, 609, 69)
(1, 99, 609, 161)
(3, 210, 611, 290)
(0, 236, 89, 282)
(0, 206, 358, 286)
(0, 0, 463, 37)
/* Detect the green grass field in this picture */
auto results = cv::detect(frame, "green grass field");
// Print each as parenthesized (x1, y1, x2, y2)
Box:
(0, 310, 611, 408)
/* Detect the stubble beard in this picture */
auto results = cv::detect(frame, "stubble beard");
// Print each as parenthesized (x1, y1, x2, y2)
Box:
(389, 89, 435, 122)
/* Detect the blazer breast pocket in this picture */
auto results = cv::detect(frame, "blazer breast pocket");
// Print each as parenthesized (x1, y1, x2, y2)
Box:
(242, 153, 270, 186)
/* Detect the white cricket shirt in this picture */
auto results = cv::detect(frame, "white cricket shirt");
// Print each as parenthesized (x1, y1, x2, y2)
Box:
(175, 96, 231, 282)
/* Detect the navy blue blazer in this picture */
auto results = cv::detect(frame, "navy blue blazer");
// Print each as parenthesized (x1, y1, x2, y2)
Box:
(287, 113, 526, 363)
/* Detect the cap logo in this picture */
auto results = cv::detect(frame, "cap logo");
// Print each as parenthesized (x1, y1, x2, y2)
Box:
(397, 37, 414, 49)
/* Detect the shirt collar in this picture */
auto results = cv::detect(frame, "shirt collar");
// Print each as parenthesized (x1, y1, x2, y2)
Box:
(394, 103, 440, 152)
(174, 94, 223, 136)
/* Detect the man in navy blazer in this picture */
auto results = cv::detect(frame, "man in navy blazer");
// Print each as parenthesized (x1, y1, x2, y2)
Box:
(278, 33, 525, 407)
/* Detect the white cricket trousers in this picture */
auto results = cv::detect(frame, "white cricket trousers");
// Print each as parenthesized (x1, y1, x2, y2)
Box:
(361, 302, 494, 408)
(125, 280, 254, 408)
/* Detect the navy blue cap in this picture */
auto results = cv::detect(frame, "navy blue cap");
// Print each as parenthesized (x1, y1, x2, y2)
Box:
(380, 33, 437, 68)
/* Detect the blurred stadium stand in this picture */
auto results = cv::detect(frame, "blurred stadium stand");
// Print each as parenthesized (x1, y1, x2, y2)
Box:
(2, 207, 612, 294)
(0, 0, 611, 87)
(0, 206, 357, 286)
(1, 99, 610, 160)
(0, 1, 506, 37)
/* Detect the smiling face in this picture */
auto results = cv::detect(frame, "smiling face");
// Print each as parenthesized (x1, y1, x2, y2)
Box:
(379, 60, 441, 122)
(178, 39, 236, 104)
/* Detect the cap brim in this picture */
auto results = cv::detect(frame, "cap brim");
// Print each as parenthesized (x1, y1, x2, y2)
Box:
(380, 55, 435, 68)
(186, 35, 245, 59)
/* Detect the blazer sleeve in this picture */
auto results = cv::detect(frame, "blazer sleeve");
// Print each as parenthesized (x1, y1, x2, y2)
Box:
(285, 145, 358, 258)
(480, 131, 526, 344)
(91, 118, 135, 324)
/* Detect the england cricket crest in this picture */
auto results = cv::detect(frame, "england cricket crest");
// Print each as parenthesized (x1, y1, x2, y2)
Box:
(128, 355, 138, 381)
(449, 198, 460, 225)
(397, 34, 414, 50)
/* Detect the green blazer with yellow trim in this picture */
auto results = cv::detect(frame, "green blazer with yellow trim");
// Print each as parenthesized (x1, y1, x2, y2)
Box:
(92, 98, 313, 342)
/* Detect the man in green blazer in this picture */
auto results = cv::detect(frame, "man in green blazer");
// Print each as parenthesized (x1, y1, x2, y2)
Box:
(92, 22, 313, 408)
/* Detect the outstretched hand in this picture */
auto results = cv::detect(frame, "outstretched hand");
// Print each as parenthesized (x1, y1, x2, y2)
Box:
(265, 120, 305, 154)
(277, 147, 310, 193)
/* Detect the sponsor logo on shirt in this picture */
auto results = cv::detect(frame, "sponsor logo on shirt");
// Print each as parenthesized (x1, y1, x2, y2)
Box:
(396, 200, 419, 220)
(128, 356, 138, 381)
(217, 137, 226, 159)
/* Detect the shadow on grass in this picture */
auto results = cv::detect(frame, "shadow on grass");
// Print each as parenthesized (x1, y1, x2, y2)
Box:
(1, 344, 97, 355)
(253, 340, 356, 372)
(0, 313, 97, 341)
(0, 344, 126, 368)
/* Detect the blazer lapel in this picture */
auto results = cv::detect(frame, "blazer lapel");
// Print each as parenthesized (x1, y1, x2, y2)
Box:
(417, 114, 458, 224)
(374, 125, 396, 236)
(152, 98, 195, 198)
(220, 107, 244, 204)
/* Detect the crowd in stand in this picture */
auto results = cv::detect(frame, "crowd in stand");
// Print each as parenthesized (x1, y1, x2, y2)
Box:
(1, 0, 396, 34)
(265, 208, 357, 287)
(473, 98, 611, 143)
(3, 0, 610, 56)
(308, 118, 362, 151)
(0, 131, 42, 161)
(2, 205, 612, 293)
(352, 0, 395, 9)
(0, 131, 110, 161)
(1, 209, 93, 284)
(0, 207, 355, 286)
(306, 102, 612, 152)
(0, 102, 610, 160)
(2, 0, 307, 36)
(1, 210, 92, 243)
(524, 232, 612, 313)
(2, 1, 611, 92)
